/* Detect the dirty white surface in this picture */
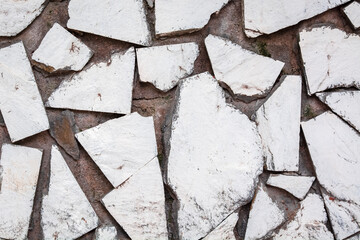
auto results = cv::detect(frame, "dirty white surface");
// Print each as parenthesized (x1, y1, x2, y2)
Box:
(203, 212, 238, 240)
(343, 1, 360, 29)
(94, 225, 118, 240)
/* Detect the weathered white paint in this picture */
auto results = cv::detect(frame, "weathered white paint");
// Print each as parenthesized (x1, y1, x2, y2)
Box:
(203, 212, 238, 240)
(343, 1, 360, 29)
(94, 225, 118, 240)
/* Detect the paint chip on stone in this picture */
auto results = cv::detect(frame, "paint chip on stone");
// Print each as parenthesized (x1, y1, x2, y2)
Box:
(343, 1, 360, 29)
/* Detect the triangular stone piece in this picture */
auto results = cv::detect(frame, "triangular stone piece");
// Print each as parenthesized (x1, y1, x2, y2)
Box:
(343, 1, 360, 30)
(203, 212, 238, 240)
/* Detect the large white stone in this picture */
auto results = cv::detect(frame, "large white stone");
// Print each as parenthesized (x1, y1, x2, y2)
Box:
(76, 113, 158, 188)
(317, 90, 360, 133)
(302, 111, 360, 240)
(243, 0, 351, 38)
(41, 145, 99, 239)
(299, 26, 360, 95)
(94, 225, 117, 240)
(343, 1, 360, 29)
(155, 0, 229, 36)
(32, 23, 93, 73)
(0, 42, 49, 142)
(203, 212, 238, 240)
(254, 75, 302, 171)
(136, 43, 199, 92)
(166, 72, 264, 239)
(67, 0, 151, 46)
(46, 47, 135, 114)
(0, 0, 46, 36)
(102, 158, 168, 240)
(205, 34, 284, 97)
(0, 144, 42, 240)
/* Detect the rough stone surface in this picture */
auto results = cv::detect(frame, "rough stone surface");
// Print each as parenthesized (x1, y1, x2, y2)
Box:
(299, 26, 360, 95)
(46, 48, 135, 114)
(94, 225, 118, 240)
(343, 1, 360, 29)
(166, 72, 264, 240)
(203, 212, 238, 240)
(0, 144, 42, 240)
(136, 43, 200, 92)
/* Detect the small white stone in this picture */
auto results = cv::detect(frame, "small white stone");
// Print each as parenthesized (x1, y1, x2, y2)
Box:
(32, 23, 93, 73)
(136, 43, 199, 92)
(94, 225, 117, 240)
(205, 34, 284, 97)
(146, 0, 154, 8)
(0, 144, 42, 240)
(203, 212, 238, 240)
(67, 0, 151, 46)
(254, 75, 302, 171)
(0, 42, 49, 142)
(46, 47, 135, 114)
(299, 26, 360, 95)
(343, 1, 360, 29)
(155, 0, 230, 36)
(41, 145, 99, 239)
(267, 174, 315, 200)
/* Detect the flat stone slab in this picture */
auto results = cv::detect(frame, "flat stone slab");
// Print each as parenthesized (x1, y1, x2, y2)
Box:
(95, 225, 118, 240)
(343, 1, 360, 29)
(136, 43, 199, 92)
(67, 0, 151, 46)
(205, 34, 284, 98)
(166, 72, 264, 239)
(203, 212, 238, 240)
(46, 47, 135, 114)
(0, 144, 42, 240)
(299, 26, 360, 95)
(41, 145, 99, 239)
(0, 42, 49, 142)
(243, 0, 351, 38)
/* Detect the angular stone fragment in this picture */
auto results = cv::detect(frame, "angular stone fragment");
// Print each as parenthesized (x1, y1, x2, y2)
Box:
(0, 0, 46, 36)
(205, 34, 284, 98)
(67, 0, 151, 46)
(299, 26, 360, 95)
(0, 42, 49, 142)
(41, 145, 99, 239)
(46, 48, 135, 114)
(146, 0, 154, 8)
(317, 90, 360, 133)
(94, 225, 118, 240)
(166, 72, 264, 239)
(203, 212, 238, 240)
(136, 43, 200, 92)
(0, 144, 42, 240)
(76, 113, 157, 188)
(32, 23, 93, 73)
(254, 75, 302, 171)
(102, 158, 168, 240)
(155, 0, 230, 36)
(343, 1, 360, 29)
(243, 0, 351, 38)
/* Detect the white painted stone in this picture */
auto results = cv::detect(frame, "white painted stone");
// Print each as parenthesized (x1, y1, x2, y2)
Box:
(267, 174, 315, 200)
(155, 0, 229, 36)
(166, 72, 264, 239)
(46, 47, 135, 114)
(136, 43, 199, 92)
(67, 0, 151, 46)
(41, 145, 99, 239)
(205, 34, 284, 97)
(0, 144, 42, 240)
(299, 26, 360, 95)
(0, 42, 49, 142)
(347, 233, 360, 240)
(102, 158, 168, 240)
(343, 1, 360, 29)
(32, 23, 93, 73)
(244, 0, 351, 38)
(254, 75, 302, 171)
(302, 111, 360, 240)
(76, 113, 158, 188)
(317, 90, 360, 133)
(94, 225, 117, 240)
(203, 212, 238, 240)
(0, 0, 46, 36)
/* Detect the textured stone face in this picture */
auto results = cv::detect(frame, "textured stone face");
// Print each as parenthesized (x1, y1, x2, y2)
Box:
(343, 1, 360, 29)
(94, 225, 118, 240)
(203, 212, 238, 240)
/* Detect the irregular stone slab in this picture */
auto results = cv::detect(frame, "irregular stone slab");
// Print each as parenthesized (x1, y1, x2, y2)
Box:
(343, 1, 360, 29)
(299, 26, 360, 95)
(205, 34, 284, 98)
(165, 72, 264, 239)
(254, 75, 302, 171)
(136, 43, 199, 92)
(67, 0, 151, 46)
(203, 212, 238, 240)
(267, 174, 315, 200)
(76, 112, 157, 187)
(32, 23, 93, 73)
(0, 144, 42, 240)
(41, 145, 99, 239)
(102, 158, 168, 240)
(243, 0, 351, 38)
(94, 225, 118, 240)
(317, 90, 360, 133)
(0, 0, 46, 36)
(46, 47, 135, 114)
(0, 42, 49, 142)
(155, 0, 230, 36)
(302, 111, 360, 240)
